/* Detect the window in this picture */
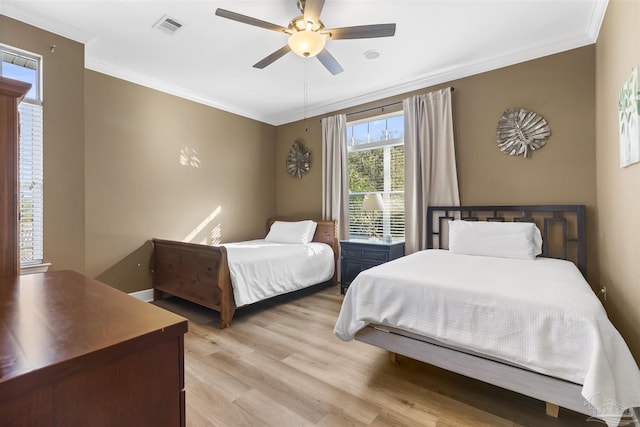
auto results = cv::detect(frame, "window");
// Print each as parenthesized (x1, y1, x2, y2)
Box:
(1, 45, 44, 267)
(347, 113, 404, 238)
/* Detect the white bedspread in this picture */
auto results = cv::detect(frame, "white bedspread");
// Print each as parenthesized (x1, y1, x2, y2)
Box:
(334, 250, 640, 426)
(222, 240, 334, 307)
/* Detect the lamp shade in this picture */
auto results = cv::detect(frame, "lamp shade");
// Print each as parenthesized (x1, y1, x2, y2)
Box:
(362, 193, 384, 211)
(288, 30, 326, 58)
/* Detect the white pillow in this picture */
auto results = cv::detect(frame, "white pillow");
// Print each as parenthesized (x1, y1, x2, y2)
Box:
(448, 220, 542, 260)
(265, 220, 318, 244)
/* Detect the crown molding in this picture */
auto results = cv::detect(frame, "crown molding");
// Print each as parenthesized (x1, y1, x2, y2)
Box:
(85, 56, 270, 124)
(586, 0, 609, 41)
(1, 1, 607, 127)
(89, 28, 598, 127)
(266, 32, 598, 126)
(0, 6, 94, 44)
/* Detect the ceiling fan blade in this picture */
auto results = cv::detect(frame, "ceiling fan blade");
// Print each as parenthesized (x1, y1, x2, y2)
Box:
(316, 49, 344, 75)
(215, 8, 288, 33)
(325, 23, 396, 40)
(253, 45, 292, 69)
(303, 0, 326, 25)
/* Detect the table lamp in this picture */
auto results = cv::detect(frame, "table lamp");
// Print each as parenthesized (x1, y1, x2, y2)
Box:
(362, 193, 384, 238)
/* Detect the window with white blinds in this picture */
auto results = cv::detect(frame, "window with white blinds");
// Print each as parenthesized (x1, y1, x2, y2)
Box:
(18, 102, 44, 264)
(1, 45, 44, 266)
(347, 113, 404, 238)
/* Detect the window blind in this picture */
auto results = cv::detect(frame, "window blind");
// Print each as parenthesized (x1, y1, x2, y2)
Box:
(18, 101, 44, 264)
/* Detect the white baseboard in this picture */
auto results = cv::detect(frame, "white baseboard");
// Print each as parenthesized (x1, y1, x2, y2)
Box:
(129, 288, 154, 302)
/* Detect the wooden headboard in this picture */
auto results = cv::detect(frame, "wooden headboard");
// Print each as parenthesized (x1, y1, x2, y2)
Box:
(426, 205, 587, 277)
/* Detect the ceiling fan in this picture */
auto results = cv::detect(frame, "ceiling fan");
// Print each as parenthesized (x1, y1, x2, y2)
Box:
(215, 0, 396, 75)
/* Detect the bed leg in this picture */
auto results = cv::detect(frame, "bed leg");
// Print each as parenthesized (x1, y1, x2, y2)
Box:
(220, 311, 231, 329)
(219, 305, 236, 329)
(389, 352, 398, 364)
(545, 402, 560, 418)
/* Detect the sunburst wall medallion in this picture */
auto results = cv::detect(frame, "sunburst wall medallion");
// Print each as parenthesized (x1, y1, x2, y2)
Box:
(286, 140, 310, 179)
(496, 108, 551, 158)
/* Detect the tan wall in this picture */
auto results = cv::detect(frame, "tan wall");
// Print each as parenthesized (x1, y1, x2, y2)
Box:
(2, 14, 277, 294)
(275, 119, 325, 219)
(276, 46, 598, 282)
(0, 15, 86, 273)
(595, 0, 640, 360)
(85, 71, 276, 293)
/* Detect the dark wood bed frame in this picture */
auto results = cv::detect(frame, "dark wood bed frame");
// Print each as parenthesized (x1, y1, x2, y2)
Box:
(426, 205, 587, 276)
(355, 205, 596, 419)
(151, 219, 338, 328)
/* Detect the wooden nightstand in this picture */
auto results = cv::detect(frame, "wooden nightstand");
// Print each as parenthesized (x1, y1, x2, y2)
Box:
(340, 239, 405, 294)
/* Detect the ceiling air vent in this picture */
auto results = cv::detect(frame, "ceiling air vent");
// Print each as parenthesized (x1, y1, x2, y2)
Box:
(153, 15, 183, 34)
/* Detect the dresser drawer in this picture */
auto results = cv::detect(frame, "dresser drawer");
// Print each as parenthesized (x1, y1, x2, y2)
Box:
(342, 248, 363, 259)
(362, 250, 389, 263)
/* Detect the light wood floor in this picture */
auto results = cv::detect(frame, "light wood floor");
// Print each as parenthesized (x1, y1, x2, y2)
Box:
(154, 285, 591, 427)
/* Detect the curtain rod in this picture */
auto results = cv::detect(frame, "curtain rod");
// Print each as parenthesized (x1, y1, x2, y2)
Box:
(345, 86, 455, 117)
(345, 100, 402, 117)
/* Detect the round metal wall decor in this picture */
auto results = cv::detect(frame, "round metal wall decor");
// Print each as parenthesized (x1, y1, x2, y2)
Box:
(286, 139, 310, 179)
(496, 108, 551, 158)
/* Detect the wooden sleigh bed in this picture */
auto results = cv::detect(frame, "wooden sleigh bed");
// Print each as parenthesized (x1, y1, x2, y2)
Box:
(346, 205, 617, 420)
(151, 219, 338, 328)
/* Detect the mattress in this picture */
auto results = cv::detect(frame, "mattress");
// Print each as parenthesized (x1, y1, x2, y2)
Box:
(334, 249, 640, 426)
(223, 239, 334, 307)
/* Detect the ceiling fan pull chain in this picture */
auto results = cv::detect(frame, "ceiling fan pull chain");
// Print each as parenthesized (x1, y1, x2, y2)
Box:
(304, 58, 309, 132)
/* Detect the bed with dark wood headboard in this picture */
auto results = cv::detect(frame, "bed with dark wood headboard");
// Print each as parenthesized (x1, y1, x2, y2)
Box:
(335, 205, 640, 424)
(151, 219, 338, 328)
(426, 204, 587, 274)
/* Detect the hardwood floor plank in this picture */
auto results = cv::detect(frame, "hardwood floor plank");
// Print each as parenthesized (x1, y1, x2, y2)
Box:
(367, 411, 439, 427)
(185, 375, 260, 427)
(214, 347, 381, 425)
(233, 388, 316, 427)
(206, 351, 328, 424)
(316, 412, 370, 427)
(155, 286, 592, 427)
(296, 346, 503, 426)
(184, 350, 251, 401)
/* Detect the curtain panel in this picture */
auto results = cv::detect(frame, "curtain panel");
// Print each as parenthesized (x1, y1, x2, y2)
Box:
(321, 114, 349, 240)
(403, 88, 460, 254)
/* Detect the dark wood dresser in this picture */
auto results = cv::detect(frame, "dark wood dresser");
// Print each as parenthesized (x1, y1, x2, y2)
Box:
(0, 270, 188, 427)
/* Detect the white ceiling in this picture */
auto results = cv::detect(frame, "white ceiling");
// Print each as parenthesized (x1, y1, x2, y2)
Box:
(1, 1, 607, 125)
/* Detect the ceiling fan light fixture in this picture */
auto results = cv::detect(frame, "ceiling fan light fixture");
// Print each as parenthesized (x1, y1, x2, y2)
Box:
(288, 30, 326, 57)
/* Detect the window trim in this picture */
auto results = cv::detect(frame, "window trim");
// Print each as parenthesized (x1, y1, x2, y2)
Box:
(0, 43, 43, 103)
(347, 137, 403, 153)
(1, 44, 46, 270)
(346, 112, 405, 239)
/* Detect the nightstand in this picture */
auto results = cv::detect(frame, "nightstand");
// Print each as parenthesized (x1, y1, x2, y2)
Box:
(340, 239, 405, 294)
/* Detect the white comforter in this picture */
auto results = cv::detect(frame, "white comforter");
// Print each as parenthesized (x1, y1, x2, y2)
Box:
(223, 240, 334, 307)
(334, 250, 640, 426)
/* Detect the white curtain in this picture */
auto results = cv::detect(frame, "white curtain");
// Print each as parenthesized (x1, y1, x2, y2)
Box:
(321, 114, 349, 240)
(403, 88, 460, 254)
